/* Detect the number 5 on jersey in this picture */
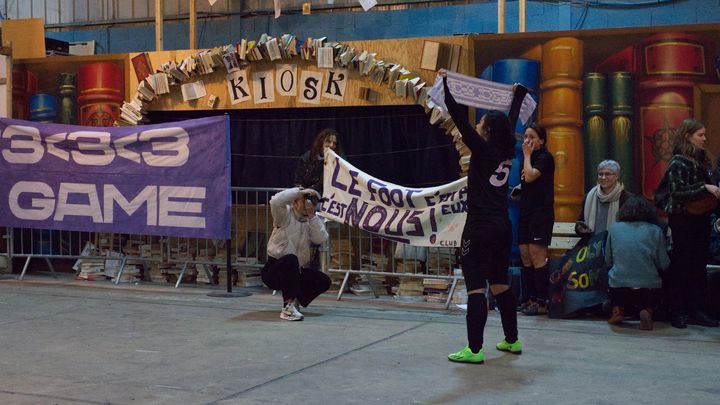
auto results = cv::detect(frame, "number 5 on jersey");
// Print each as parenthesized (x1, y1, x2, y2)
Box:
(489, 160, 512, 186)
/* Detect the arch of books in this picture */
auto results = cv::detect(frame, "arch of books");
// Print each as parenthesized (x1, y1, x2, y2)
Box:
(119, 33, 469, 174)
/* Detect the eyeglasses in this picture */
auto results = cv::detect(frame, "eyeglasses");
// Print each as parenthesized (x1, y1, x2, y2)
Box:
(597, 172, 617, 178)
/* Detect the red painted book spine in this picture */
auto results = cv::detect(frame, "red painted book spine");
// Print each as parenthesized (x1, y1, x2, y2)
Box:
(597, 33, 715, 200)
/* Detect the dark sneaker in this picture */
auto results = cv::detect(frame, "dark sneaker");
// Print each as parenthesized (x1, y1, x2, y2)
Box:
(517, 299, 533, 312)
(688, 311, 719, 327)
(521, 301, 547, 316)
(670, 313, 688, 329)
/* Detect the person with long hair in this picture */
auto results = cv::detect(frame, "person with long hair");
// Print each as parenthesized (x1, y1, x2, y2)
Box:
(656, 118, 720, 328)
(515, 123, 555, 316)
(294, 128, 341, 195)
(439, 69, 528, 364)
(605, 196, 670, 330)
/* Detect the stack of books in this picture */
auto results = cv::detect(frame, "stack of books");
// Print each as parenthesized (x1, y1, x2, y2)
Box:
(237, 266, 263, 287)
(103, 251, 124, 278)
(112, 264, 141, 283)
(423, 278, 450, 303)
(146, 263, 165, 283)
(195, 263, 212, 284)
(77, 261, 105, 281)
(427, 248, 457, 274)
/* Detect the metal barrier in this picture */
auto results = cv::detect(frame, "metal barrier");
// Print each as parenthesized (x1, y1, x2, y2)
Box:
(4, 187, 463, 308)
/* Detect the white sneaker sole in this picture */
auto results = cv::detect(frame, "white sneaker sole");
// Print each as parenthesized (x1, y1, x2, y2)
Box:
(280, 313, 303, 321)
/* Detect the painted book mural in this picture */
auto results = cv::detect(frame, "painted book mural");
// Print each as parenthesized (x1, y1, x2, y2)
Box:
(11, 28, 720, 221)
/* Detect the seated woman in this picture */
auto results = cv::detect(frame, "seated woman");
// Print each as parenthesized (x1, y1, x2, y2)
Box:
(261, 187, 331, 321)
(605, 196, 670, 330)
(576, 160, 631, 236)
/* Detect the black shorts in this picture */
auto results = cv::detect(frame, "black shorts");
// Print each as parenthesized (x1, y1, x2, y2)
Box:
(518, 210, 554, 246)
(459, 217, 512, 291)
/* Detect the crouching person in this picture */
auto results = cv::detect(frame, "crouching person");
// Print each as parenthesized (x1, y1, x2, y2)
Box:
(262, 187, 331, 321)
(605, 196, 670, 330)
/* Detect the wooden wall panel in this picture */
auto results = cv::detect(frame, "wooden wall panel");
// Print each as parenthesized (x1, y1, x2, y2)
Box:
(130, 35, 471, 111)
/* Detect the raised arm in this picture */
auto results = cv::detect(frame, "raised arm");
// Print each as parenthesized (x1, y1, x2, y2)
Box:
(442, 75, 486, 153)
(269, 187, 303, 227)
(507, 84, 528, 131)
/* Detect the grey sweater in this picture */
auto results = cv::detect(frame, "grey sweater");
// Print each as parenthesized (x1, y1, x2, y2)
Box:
(267, 188, 328, 268)
(605, 221, 670, 289)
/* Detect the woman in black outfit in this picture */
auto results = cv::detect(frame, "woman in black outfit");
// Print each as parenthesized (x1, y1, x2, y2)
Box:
(439, 69, 528, 364)
(516, 123, 555, 316)
(656, 118, 720, 328)
(294, 128, 341, 195)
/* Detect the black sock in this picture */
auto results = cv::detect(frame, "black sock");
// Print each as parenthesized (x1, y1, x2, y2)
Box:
(466, 293, 488, 353)
(521, 266, 535, 302)
(535, 264, 550, 303)
(494, 289, 519, 343)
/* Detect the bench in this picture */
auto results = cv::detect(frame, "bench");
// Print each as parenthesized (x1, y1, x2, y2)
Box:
(549, 221, 720, 275)
(549, 222, 580, 254)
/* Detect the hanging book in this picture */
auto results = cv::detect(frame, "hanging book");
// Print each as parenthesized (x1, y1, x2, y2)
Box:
(181, 80, 207, 102)
(131, 52, 154, 82)
(420, 41, 461, 72)
(317, 47, 334, 68)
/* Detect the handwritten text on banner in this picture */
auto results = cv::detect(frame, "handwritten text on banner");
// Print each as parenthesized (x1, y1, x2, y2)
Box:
(321, 150, 467, 246)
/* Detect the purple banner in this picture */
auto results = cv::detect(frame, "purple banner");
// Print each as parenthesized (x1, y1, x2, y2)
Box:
(0, 116, 231, 239)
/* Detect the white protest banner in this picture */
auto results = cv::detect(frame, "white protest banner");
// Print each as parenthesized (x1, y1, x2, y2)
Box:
(321, 150, 467, 247)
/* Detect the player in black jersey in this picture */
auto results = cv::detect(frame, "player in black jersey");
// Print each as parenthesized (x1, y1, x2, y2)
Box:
(439, 69, 528, 364)
(515, 123, 555, 316)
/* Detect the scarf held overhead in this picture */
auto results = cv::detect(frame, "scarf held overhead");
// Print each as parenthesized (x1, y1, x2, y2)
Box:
(428, 71, 537, 125)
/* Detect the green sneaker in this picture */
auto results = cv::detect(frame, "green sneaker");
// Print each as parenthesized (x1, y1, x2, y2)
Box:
(496, 339, 523, 354)
(448, 346, 484, 364)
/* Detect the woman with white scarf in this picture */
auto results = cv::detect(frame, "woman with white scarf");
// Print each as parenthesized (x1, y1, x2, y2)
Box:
(576, 160, 631, 236)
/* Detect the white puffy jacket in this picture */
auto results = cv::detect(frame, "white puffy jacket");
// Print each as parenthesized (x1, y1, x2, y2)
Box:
(266, 187, 329, 268)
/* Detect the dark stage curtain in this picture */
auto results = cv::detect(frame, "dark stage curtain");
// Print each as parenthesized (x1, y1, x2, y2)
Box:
(147, 105, 459, 190)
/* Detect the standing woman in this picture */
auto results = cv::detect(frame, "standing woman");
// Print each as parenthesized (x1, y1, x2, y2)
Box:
(439, 69, 529, 364)
(516, 123, 555, 316)
(294, 128, 341, 195)
(656, 118, 720, 328)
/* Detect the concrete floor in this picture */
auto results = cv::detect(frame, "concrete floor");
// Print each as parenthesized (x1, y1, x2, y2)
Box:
(0, 273, 719, 405)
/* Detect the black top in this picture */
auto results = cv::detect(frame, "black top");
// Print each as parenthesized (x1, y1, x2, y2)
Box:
(520, 147, 555, 214)
(442, 78, 526, 220)
(294, 150, 323, 193)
